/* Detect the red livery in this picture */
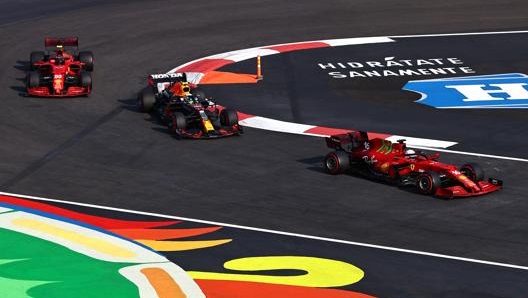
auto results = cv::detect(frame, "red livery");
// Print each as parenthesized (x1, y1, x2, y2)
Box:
(26, 37, 94, 97)
(323, 131, 502, 198)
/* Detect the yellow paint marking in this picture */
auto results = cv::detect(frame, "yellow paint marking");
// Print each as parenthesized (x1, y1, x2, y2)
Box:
(189, 256, 364, 287)
(138, 239, 231, 251)
(12, 218, 136, 258)
(141, 268, 187, 298)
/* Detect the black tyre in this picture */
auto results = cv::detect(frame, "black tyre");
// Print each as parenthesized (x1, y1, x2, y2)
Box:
(168, 112, 187, 134)
(324, 150, 350, 174)
(416, 171, 441, 195)
(78, 51, 94, 71)
(80, 71, 92, 89)
(460, 163, 484, 182)
(26, 71, 40, 88)
(219, 109, 238, 126)
(138, 87, 155, 112)
(30, 51, 45, 70)
(191, 87, 205, 99)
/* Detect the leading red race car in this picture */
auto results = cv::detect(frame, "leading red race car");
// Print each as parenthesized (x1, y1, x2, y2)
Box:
(323, 131, 502, 198)
(26, 37, 94, 97)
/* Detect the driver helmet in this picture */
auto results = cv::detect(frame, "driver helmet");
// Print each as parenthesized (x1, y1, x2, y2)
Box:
(405, 149, 416, 156)
(170, 81, 191, 97)
(55, 56, 65, 65)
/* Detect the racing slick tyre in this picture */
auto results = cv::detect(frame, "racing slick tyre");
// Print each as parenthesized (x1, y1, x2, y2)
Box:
(168, 112, 187, 134)
(191, 87, 206, 99)
(26, 71, 40, 88)
(78, 51, 94, 71)
(80, 71, 92, 89)
(324, 150, 350, 174)
(416, 171, 441, 195)
(219, 109, 238, 126)
(30, 51, 45, 70)
(460, 163, 484, 182)
(138, 87, 155, 112)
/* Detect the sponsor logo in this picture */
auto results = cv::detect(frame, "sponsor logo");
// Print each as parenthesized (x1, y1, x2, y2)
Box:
(150, 73, 185, 79)
(403, 73, 528, 108)
(318, 57, 476, 79)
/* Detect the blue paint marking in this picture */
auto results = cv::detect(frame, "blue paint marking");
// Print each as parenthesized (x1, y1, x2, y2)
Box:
(403, 73, 528, 108)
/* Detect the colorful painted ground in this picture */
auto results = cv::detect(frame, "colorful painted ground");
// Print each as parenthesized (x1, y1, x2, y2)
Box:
(0, 194, 375, 298)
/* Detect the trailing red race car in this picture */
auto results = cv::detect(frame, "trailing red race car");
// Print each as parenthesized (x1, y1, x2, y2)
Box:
(26, 37, 94, 97)
(323, 131, 502, 198)
(138, 72, 243, 139)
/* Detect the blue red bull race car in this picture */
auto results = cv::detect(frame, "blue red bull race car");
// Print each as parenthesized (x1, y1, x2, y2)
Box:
(323, 131, 502, 198)
(138, 73, 242, 139)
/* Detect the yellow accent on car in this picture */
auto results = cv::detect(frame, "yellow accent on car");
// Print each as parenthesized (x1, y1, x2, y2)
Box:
(203, 119, 215, 132)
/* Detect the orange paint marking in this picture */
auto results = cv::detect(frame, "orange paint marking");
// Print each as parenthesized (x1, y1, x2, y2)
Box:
(111, 226, 221, 240)
(200, 71, 259, 84)
(138, 239, 232, 251)
(195, 279, 377, 298)
(140, 268, 186, 298)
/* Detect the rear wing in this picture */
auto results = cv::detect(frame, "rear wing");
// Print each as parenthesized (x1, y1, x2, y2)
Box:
(325, 131, 369, 152)
(45, 37, 79, 48)
(147, 73, 189, 93)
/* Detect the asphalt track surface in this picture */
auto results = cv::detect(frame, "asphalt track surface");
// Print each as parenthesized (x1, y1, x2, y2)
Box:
(1, 0, 528, 296)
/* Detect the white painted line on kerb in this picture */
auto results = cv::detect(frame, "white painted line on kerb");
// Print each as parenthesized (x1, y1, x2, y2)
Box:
(389, 30, 528, 39)
(412, 146, 528, 163)
(1, 191, 527, 271)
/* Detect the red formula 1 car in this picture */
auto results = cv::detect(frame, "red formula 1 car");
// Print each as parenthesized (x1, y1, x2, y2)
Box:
(323, 131, 502, 198)
(26, 37, 94, 97)
(138, 73, 243, 139)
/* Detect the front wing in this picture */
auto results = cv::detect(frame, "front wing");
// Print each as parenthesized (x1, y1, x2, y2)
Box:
(434, 179, 502, 198)
(27, 86, 90, 97)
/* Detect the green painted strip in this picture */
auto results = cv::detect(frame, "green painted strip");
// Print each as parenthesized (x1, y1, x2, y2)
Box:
(385, 142, 393, 155)
(0, 228, 139, 298)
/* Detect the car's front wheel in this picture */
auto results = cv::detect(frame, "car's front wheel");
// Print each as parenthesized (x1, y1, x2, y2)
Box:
(460, 163, 484, 182)
(168, 112, 187, 135)
(220, 108, 238, 126)
(416, 171, 441, 195)
(26, 71, 40, 88)
(80, 71, 92, 89)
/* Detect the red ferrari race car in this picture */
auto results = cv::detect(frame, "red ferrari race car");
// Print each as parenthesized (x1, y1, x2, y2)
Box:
(138, 73, 243, 139)
(26, 37, 94, 97)
(323, 131, 502, 198)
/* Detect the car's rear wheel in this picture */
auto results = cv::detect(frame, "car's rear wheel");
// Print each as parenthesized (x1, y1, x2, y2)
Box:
(30, 51, 45, 70)
(80, 71, 92, 89)
(460, 163, 484, 182)
(416, 171, 441, 195)
(138, 87, 155, 112)
(220, 109, 238, 126)
(324, 150, 350, 174)
(168, 112, 187, 134)
(26, 71, 40, 88)
(78, 51, 94, 71)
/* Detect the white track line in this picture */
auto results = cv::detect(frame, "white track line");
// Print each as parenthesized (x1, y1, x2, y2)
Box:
(390, 30, 528, 39)
(1, 191, 527, 271)
(412, 146, 528, 162)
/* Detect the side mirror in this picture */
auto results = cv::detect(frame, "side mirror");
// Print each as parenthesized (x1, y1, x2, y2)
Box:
(429, 153, 440, 160)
